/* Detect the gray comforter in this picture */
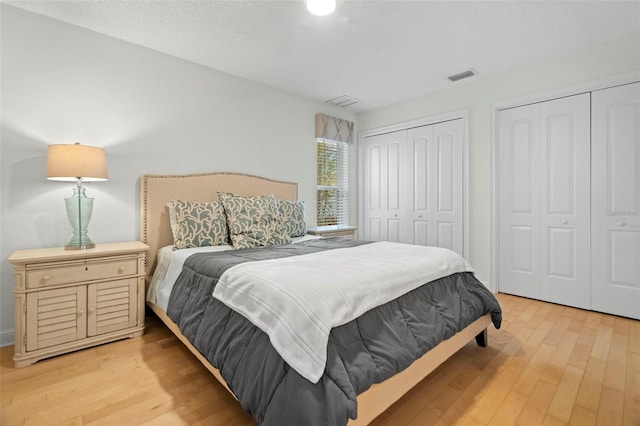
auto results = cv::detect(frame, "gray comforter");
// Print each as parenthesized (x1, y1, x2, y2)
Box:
(167, 238, 502, 425)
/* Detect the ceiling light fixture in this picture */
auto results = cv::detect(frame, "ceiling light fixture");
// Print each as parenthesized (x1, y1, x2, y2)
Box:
(306, 0, 336, 16)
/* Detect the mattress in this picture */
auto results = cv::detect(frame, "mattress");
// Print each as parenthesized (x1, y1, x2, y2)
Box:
(151, 237, 502, 425)
(147, 234, 322, 309)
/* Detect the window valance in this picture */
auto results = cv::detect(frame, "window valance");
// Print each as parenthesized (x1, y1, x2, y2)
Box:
(315, 113, 354, 144)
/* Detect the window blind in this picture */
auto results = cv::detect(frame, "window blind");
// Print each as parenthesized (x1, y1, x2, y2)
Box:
(315, 114, 353, 227)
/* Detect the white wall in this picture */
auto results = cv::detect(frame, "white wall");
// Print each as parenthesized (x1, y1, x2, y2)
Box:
(357, 35, 640, 287)
(0, 5, 355, 346)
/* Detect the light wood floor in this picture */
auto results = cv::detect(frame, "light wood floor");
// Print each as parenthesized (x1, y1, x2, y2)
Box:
(1, 293, 638, 425)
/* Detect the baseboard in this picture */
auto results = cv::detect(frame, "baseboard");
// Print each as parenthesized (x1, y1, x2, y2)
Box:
(0, 329, 15, 347)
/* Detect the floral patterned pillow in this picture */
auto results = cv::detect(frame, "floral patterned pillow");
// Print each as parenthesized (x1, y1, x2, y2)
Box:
(219, 193, 291, 249)
(279, 200, 306, 237)
(170, 200, 229, 249)
(166, 201, 180, 243)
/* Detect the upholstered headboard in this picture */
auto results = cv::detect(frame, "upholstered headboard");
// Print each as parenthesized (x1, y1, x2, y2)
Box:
(140, 172, 298, 283)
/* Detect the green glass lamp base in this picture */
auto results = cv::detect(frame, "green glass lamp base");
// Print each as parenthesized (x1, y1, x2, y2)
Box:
(65, 241, 96, 250)
(64, 185, 96, 250)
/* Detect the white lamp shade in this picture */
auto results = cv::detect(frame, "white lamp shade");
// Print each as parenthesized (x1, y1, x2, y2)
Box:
(47, 143, 108, 182)
(306, 0, 336, 16)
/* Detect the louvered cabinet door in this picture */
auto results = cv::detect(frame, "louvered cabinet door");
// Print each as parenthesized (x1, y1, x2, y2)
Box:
(87, 279, 138, 336)
(26, 286, 87, 351)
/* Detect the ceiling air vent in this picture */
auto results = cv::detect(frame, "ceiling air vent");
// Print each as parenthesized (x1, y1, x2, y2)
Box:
(325, 95, 359, 108)
(448, 69, 477, 82)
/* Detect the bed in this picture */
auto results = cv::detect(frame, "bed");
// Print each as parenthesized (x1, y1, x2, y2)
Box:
(140, 172, 502, 425)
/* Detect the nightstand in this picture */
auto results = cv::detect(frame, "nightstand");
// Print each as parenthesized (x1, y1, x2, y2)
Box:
(9, 241, 148, 368)
(307, 225, 357, 239)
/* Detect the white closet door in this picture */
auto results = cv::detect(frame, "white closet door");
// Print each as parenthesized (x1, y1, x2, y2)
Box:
(591, 82, 640, 319)
(407, 120, 464, 253)
(539, 95, 591, 309)
(363, 119, 465, 253)
(362, 130, 406, 243)
(406, 124, 433, 246)
(498, 94, 591, 308)
(498, 103, 542, 300)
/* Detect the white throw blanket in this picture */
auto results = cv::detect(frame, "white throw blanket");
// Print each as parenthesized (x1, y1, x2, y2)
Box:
(212, 241, 473, 383)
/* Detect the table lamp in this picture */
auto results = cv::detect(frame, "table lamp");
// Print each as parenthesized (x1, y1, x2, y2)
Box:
(47, 143, 108, 249)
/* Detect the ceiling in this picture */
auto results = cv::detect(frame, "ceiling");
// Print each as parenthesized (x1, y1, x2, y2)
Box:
(5, 0, 640, 113)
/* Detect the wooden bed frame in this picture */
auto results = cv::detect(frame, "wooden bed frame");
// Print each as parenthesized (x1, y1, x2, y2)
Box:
(140, 172, 492, 425)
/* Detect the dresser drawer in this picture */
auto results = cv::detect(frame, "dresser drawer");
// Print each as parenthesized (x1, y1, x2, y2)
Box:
(26, 258, 138, 289)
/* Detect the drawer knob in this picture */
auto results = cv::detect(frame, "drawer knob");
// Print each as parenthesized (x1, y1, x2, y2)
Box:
(40, 275, 51, 284)
(117, 266, 126, 274)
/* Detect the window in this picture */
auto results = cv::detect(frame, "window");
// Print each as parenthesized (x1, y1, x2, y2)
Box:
(317, 138, 349, 226)
(315, 113, 354, 227)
